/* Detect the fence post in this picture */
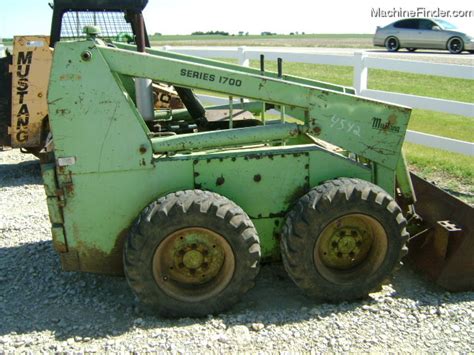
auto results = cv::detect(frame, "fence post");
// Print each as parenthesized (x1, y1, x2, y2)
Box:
(238, 46, 250, 67)
(353, 52, 368, 95)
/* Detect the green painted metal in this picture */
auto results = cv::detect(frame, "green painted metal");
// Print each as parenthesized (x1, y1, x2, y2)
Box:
(43, 39, 414, 274)
(193, 148, 309, 218)
(151, 123, 303, 153)
(100, 45, 411, 170)
(114, 43, 355, 95)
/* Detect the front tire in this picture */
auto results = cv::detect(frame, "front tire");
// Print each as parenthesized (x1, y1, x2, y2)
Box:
(385, 37, 400, 52)
(447, 37, 464, 54)
(281, 178, 408, 301)
(124, 190, 261, 317)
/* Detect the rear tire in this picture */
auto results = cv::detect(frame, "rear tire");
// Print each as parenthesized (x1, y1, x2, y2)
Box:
(124, 190, 261, 317)
(447, 37, 464, 54)
(385, 37, 400, 52)
(281, 178, 408, 301)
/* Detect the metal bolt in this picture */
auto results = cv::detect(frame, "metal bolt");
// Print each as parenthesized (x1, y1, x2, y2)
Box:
(216, 177, 225, 186)
(253, 174, 262, 182)
(81, 51, 92, 61)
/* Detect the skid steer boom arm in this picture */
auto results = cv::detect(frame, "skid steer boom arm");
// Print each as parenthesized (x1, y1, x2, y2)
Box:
(49, 40, 412, 198)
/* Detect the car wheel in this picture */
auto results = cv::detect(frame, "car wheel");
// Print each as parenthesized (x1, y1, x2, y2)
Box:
(447, 37, 464, 54)
(385, 37, 400, 52)
(407, 48, 417, 52)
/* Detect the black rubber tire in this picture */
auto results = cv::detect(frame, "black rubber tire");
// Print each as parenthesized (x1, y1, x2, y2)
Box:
(407, 48, 417, 52)
(281, 178, 409, 301)
(124, 190, 261, 317)
(447, 37, 464, 54)
(385, 37, 400, 52)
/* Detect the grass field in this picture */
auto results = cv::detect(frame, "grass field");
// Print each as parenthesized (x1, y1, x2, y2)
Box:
(148, 34, 374, 48)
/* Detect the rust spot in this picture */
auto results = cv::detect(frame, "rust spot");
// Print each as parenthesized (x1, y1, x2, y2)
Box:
(285, 184, 309, 205)
(216, 176, 225, 186)
(62, 228, 130, 275)
(312, 126, 321, 135)
(64, 182, 74, 194)
(55, 108, 71, 116)
(59, 74, 82, 81)
(139, 145, 147, 154)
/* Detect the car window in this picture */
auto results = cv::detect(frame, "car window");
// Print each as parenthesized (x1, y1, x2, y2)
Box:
(435, 19, 457, 30)
(393, 19, 419, 29)
(418, 19, 436, 30)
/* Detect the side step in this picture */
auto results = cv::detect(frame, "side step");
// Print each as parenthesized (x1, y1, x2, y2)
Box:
(407, 173, 474, 291)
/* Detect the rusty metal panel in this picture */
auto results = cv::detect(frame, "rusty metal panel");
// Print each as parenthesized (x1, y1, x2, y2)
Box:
(51, 225, 67, 253)
(40, 163, 57, 197)
(46, 197, 64, 225)
(407, 173, 474, 291)
(10, 36, 52, 148)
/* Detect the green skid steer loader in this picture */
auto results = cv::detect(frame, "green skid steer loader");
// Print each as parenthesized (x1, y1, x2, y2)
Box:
(0, 0, 472, 317)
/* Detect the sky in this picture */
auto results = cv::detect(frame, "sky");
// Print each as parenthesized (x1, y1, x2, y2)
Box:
(1, 0, 473, 38)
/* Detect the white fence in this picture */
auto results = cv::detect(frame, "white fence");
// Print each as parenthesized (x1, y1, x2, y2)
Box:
(160, 45, 473, 156)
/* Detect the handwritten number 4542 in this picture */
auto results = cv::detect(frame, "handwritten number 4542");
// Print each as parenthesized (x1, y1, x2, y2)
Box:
(330, 115, 361, 137)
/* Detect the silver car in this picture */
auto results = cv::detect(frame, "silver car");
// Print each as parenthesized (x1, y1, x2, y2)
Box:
(374, 18, 474, 54)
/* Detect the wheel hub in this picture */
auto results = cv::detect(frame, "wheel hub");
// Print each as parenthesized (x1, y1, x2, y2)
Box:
(152, 227, 235, 302)
(182, 250, 204, 269)
(318, 216, 375, 270)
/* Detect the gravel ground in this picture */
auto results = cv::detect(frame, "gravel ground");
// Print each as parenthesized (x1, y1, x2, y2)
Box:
(1, 149, 473, 352)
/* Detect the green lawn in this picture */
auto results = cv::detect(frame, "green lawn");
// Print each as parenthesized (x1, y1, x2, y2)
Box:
(149, 34, 374, 48)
